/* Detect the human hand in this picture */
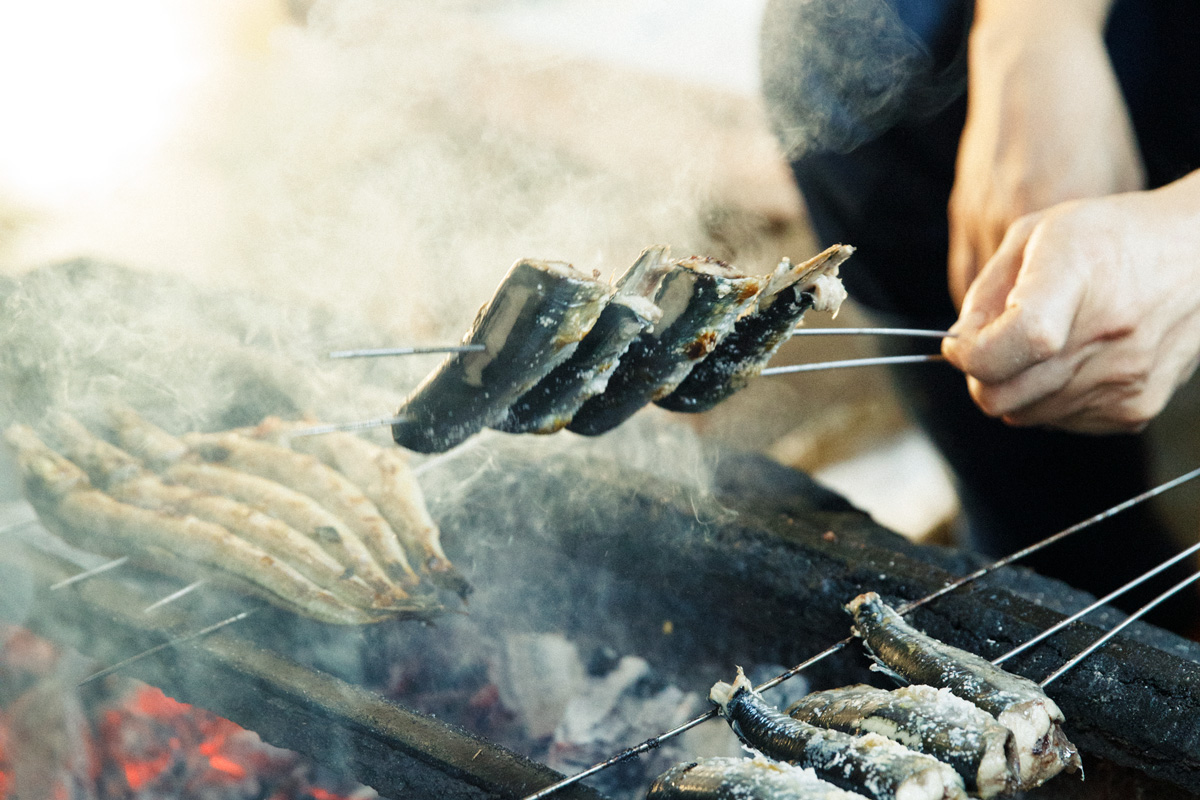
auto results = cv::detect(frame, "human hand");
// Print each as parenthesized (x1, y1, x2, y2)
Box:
(947, 0, 1144, 307)
(942, 175, 1200, 434)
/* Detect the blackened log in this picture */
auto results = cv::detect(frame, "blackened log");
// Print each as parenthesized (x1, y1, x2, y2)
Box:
(419, 444, 1200, 795)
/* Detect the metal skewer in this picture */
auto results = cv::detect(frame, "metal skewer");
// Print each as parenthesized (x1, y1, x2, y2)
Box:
(284, 414, 407, 439)
(329, 344, 485, 359)
(77, 608, 262, 687)
(994, 539, 1200, 666)
(50, 556, 131, 590)
(790, 327, 955, 339)
(520, 464, 1200, 800)
(143, 579, 207, 613)
(329, 330, 955, 360)
(1041, 566, 1200, 687)
(302, 344, 949, 441)
(760, 354, 945, 375)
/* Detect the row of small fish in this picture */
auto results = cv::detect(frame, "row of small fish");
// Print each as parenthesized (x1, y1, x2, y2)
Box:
(391, 244, 853, 453)
(647, 593, 1080, 799)
(4, 407, 467, 624)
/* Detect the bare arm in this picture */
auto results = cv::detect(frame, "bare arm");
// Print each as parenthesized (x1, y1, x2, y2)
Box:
(947, 0, 1141, 306)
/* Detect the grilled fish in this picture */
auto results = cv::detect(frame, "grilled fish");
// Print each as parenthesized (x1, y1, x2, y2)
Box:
(646, 756, 866, 799)
(50, 414, 406, 612)
(4, 425, 385, 625)
(184, 431, 421, 590)
(568, 256, 762, 436)
(710, 669, 966, 800)
(249, 417, 470, 599)
(391, 259, 611, 453)
(847, 592, 1082, 790)
(108, 407, 399, 603)
(656, 244, 852, 413)
(787, 684, 1016, 798)
(496, 245, 670, 435)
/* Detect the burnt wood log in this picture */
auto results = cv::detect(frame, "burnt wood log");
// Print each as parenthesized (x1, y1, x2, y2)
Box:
(414, 442, 1200, 796)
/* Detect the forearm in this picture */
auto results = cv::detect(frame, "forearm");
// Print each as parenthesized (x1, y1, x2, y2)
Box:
(973, 0, 1116, 34)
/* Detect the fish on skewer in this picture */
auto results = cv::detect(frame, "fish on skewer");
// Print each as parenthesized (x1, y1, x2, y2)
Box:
(847, 592, 1082, 790)
(247, 416, 470, 598)
(495, 245, 671, 435)
(709, 669, 967, 800)
(108, 406, 405, 603)
(656, 244, 852, 413)
(50, 414, 412, 612)
(567, 256, 763, 436)
(646, 756, 866, 800)
(787, 685, 1017, 798)
(3, 425, 385, 625)
(183, 430, 422, 589)
(391, 258, 612, 453)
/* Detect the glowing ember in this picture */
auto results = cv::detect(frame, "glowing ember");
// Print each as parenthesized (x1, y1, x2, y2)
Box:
(0, 625, 375, 800)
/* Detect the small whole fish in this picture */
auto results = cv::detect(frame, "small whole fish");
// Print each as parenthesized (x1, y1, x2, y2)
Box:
(657, 244, 852, 413)
(646, 756, 866, 799)
(391, 259, 611, 453)
(250, 417, 471, 599)
(4, 425, 386, 625)
(709, 668, 967, 800)
(184, 431, 422, 591)
(49, 414, 393, 612)
(495, 245, 670, 435)
(846, 592, 1082, 790)
(108, 407, 400, 607)
(787, 684, 1017, 798)
(568, 256, 762, 436)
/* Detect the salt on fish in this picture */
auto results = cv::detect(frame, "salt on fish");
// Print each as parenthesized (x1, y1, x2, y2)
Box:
(847, 592, 1083, 790)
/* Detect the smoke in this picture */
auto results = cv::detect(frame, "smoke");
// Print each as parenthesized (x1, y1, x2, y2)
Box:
(2, 0, 798, 346)
(759, 0, 966, 158)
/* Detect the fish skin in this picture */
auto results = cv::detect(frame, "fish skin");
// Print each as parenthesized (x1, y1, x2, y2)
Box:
(710, 669, 967, 800)
(788, 684, 1017, 798)
(391, 259, 611, 453)
(657, 244, 852, 413)
(496, 246, 670, 435)
(109, 407, 399, 606)
(3, 425, 388, 625)
(646, 756, 865, 799)
(567, 258, 762, 436)
(847, 592, 1082, 790)
(183, 430, 422, 593)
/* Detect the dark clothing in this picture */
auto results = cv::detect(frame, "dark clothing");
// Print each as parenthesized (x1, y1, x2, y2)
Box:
(762, 0, 1200, 631)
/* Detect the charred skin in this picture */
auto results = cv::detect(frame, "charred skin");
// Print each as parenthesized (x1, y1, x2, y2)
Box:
(496, 246, 670, 435)
(656, 245, 852, 413)
(847, 592, 1082, 790)
(709, 670, 966, 800)
(788, 684, 1017, 798)
(392, 259, 610, 453)
(646, 757, 866, 799)
(567, 257, 762, 436)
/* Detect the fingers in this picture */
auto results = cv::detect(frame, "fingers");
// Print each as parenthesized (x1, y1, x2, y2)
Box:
(944, 213, 1065, 383)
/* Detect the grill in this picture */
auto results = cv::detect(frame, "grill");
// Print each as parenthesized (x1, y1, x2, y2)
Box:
(6, 434, 1200, 799)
